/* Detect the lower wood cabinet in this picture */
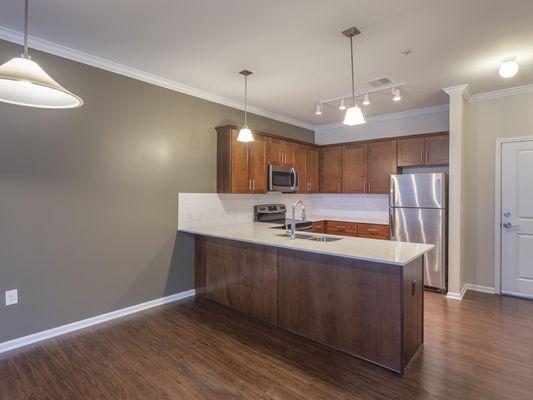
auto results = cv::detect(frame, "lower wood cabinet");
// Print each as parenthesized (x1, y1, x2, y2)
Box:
(320, 221, 390, 240)
(326, 221, 358, 236)
(195, 236, 278, 324)
(195, 235, 424, 374)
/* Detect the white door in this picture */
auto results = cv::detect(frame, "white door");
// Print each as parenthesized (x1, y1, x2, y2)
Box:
(501, 140, 533, 298)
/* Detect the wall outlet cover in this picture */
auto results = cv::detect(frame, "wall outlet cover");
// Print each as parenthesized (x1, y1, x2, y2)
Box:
(5, 289, 18, 306)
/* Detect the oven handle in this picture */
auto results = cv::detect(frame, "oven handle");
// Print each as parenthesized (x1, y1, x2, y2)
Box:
(290, 168, 297, 191)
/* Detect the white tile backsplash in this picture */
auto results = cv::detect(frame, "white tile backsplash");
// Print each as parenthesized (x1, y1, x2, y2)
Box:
(178, 193, 389, 228)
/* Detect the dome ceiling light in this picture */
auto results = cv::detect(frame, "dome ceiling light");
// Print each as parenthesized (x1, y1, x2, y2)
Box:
(0, 0, 83, 109)
(499, 57, 519, 78)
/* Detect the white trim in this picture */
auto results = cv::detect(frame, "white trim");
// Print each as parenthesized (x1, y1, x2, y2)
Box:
(443, 84, 471, 101)
(465, 284, 497, 295)
(494, 136, 533, 296)
(501, 291, 533, 301)
(0, 289, 196, 355)
(446, 284, 467, 300)
(0, 26, 314, 131)
(315, 104, 449, 130)
(470, 84, 533, 103)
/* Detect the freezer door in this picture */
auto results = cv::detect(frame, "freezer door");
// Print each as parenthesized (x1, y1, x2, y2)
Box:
(390, 173, 446, 209)
(391, 207, 447, 290)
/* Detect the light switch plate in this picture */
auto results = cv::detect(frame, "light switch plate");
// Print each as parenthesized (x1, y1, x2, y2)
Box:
(5, 289, 18, 306)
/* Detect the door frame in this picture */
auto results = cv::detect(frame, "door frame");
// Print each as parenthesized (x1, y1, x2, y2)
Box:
(494, 136, 533, 295)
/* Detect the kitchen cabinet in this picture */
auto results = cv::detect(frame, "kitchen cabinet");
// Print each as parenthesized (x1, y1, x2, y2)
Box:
(342, 144, 367, 193)
(326, 221, 358, 236)
(319, 146, 342, 193)
(311, 221, 326, 233)
(216, 126, 267, 193)
(397, 133, 449, 167)
(366, 140, 397, 194)
(268, 137, 296, 166)
(322, 220, 390, 240)
(357, 223, 391, 240)
(296, 145, 319, 193)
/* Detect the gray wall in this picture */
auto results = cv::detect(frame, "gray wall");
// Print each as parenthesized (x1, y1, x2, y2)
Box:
(0, 39, 314, 343)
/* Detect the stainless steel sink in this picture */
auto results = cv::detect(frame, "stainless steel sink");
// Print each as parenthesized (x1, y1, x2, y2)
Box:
(276, 233, 314, 240)
(308, 236, 343, 242)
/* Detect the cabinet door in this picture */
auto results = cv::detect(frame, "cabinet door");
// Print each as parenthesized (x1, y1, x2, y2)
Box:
(249, 135, 267, 193)
(342, 144, 367, 193)
(425, 134, 449, 165)
(306, 148, 319, 193)
(281, 141, 296, 166)
(295, 145, 308, 193)
(397, 137, 425, 167)
(367, 140, 397, 194)
(267, 138, 283, 165)
(319, 147, 342, 193)
(231, 130, 251, 193)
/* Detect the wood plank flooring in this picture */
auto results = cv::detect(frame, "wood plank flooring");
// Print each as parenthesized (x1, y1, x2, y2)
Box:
(1, 291, 533, 399)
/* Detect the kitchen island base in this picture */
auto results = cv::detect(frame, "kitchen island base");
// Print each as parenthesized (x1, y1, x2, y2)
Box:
(195, 235, 424, 374)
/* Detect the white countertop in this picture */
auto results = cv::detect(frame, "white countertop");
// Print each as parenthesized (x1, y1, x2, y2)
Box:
(178, 222, 433, 266)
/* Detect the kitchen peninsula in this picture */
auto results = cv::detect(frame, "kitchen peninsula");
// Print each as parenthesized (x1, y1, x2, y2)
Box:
(179, 222, 433, 374)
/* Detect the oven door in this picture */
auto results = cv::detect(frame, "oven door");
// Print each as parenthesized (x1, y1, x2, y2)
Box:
(269, 165, 298, 192)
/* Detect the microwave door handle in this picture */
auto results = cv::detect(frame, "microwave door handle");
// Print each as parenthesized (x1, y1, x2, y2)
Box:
(290, 168, 297, 191)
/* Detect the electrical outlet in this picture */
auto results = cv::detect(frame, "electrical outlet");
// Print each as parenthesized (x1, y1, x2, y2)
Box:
(5, 289, 18, 306)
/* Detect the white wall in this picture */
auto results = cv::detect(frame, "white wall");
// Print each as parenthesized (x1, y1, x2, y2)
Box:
(465, 89, 533, 289)
(315, 105, 449, 145)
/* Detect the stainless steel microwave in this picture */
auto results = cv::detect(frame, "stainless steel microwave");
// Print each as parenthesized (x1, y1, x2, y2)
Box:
(268, 165, 298, 193)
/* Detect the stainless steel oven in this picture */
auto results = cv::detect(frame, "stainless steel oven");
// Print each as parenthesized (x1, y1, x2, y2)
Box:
(268, 165, 298, 193)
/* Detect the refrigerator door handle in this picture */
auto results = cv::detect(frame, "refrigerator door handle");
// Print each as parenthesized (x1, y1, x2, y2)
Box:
(389, 207, 395, 239)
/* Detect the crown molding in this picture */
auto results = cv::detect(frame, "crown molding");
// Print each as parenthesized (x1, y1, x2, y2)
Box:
(469, 83, 533, 103)
(315, 104, 449, 131)
(0, 26, 314, 131)
(442, 84, 471, 101)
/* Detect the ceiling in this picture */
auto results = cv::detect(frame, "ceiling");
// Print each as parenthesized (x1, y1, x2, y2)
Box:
(0, 0, 532, 127)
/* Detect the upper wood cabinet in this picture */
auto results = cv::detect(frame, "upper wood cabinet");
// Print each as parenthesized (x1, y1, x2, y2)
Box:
(366, 140, 397, 194)
(342, 144, 367, 193)
(216, 126, 267, 194)
(319, 146, 342, 193)
(397, 133, 449, 167)
(296, 145, 319, 193)
(268, 137, 296, 166)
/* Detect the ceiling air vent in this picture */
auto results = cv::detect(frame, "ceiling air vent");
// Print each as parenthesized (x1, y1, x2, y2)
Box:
(367, 77, 392, 87)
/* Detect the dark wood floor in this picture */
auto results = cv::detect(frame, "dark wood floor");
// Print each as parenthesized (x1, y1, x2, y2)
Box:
(1, 291, 533, 400)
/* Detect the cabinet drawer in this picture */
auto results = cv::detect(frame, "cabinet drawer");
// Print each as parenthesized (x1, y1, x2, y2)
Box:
(312, 221, 326, 233)
(357, 224, 390, 240)
(326, 221, 357, 236)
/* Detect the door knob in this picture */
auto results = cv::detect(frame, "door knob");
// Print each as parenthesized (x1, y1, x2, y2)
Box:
(502, 221, 520, 229)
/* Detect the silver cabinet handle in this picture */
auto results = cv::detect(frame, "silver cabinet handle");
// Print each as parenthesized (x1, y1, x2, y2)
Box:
(248, 179, 252, 191)
(367, 229, 379, 233)
(363, 180, 366, 193)
(252, 179, 255, 191)
(420, 151, 424, 163)
(337, 182, 340, 192)
(426, 151, 429, 164)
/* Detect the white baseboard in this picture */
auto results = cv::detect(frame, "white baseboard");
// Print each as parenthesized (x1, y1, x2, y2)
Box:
(446, 284, 467, 300)
(0, 289, 196, 355)
(446, 283, 498, 301)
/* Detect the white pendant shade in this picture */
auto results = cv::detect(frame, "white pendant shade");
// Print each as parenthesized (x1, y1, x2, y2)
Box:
(343, 105, 365, 126)
(237, 127, 254, 142)
(0, 57, 83, 109)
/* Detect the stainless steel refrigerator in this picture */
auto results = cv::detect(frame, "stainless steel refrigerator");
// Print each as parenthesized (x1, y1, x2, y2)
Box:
(390, 173, 447, 292)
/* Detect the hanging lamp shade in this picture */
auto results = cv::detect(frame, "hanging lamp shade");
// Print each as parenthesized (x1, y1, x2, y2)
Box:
(343, 105, 365, 126)
(0, 57, 83, 109)
(237, 127, 254, 142)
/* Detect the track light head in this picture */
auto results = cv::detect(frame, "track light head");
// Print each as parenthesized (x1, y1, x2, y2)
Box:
(393, 88, 401, 102)
(339, 98, 346, 110)
(315, 104, 322, 115)
(363, 93, 370, 106)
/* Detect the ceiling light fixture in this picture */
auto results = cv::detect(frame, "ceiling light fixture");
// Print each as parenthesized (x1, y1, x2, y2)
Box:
(499, 57, 519, 78)
(339, 98, 346, 110)
(342, 27, 365, 126)
(237, 70, 254, 142)
(315, 104, 323, 115)
(393, 88, 401, 102)
(0, 0, 83, 109)
(363, 93, 370, 106)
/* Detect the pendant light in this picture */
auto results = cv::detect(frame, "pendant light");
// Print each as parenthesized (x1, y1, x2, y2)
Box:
(237, 70, 254, 142)
(0, 0, 83, 109)
(342, 27, 365, 126)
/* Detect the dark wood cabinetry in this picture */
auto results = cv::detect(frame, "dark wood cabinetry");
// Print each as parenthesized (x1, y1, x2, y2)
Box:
(319, 147, 342, 193)
(217, 126, 267, 194)
(216, 125, 448, 194)
(341, 144, 367, 193)
(366, 140, 398, 194)
(397, 133, 449, 167)
(295, 145, 319, 193)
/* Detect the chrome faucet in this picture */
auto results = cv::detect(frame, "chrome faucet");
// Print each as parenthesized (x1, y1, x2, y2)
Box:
(290, 200, 306, 240)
